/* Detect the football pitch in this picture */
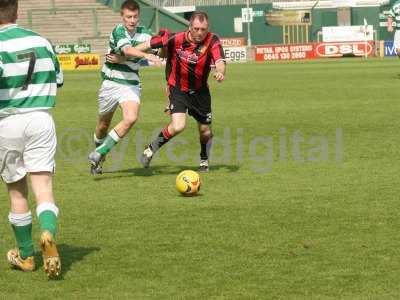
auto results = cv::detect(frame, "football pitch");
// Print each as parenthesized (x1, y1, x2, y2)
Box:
(1, 58, 400, 299)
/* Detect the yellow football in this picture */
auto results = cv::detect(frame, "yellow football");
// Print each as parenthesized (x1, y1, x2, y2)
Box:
(176, 170, 201, 196)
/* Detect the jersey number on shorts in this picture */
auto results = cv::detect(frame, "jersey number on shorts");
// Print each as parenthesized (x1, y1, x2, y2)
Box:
(16, 51, 37, 91)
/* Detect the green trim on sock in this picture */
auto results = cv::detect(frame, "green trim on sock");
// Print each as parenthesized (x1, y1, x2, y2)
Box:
(38, 210, 57, 237)
(96, 134, 118, 156)
(12, 223, 34, 259)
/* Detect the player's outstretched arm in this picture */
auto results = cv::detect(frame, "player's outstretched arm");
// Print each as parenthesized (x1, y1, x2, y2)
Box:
(122, 45, 160, 64)
(122, 45, 146, 58)
(135, 40, 152, 52)
(108, 29, 170, 65)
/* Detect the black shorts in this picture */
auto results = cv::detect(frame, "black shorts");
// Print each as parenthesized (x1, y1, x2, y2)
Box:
(168, 86, 212, 125)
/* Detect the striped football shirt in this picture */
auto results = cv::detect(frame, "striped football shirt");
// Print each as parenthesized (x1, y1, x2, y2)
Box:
(101, 24, 152, 86)
(150, 29, 225, 92)
(0, 23, 63, 117)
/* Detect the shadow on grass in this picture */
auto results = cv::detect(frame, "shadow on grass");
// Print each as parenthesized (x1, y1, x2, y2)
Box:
(177, 193, 205, 199)
(93, 164, 240, 181)
(34, 244, 100, 280)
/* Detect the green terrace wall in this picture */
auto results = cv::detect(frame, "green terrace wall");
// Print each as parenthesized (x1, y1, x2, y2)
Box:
(198, 4, 387, 45)
(197, 4, 283, 45)
(97, 0, 188, 33)
(310, 8, 337, 41)
(352, 7, 380, 39)
(98, 0, 392, 44)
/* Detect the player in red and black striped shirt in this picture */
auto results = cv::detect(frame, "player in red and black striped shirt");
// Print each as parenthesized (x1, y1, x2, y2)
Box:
(138, 11, 226, 172)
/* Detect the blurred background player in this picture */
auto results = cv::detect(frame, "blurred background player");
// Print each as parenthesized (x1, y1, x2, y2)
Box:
(88, 0, 160, 174)
(137, 11, 226, 172)
(387, 0, 400, 57)
(0, 0, 63, 278)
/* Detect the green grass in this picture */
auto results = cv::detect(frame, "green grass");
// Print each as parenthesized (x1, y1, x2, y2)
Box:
(1, 58, 400, 299)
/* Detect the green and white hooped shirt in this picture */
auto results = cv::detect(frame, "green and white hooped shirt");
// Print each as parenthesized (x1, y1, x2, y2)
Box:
(389, 0, 400, 29)
(0, 24, 63, 117)
(101, 24, 152, 86)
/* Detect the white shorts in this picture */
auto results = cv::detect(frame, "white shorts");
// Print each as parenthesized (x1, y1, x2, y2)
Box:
(98, 80, 141, 115)
(0, 110, 56, 183)
(394, 30, 400, 49)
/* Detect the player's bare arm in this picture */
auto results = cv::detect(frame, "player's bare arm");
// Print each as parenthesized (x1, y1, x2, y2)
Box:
(388, 16, 394, 32)
(106, 41, 161, 65)
(135, 39, 168, 58)
(122, 45, 158, 61)
(135, 39, 152, 52)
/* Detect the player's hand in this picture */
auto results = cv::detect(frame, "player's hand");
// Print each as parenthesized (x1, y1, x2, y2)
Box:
(388, 26, 394, 32)
(164, 104, 171, 115)
(165, 85, 170, 97)
(164, 86, 171, 115)
(145, 53, 162, 66)
(158, 47, 168, 59)
(213, 71, 225, 82)
(106, 53, 126, 64)
(163, 99, 171, 115)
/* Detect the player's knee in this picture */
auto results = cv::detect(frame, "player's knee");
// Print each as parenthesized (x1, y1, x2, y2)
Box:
(97, 116, 112, 132)
(170, 122, 186, 134)
(7, 177, 28, 202)
(98, 121, 110, 132)
(396, 49, 400, 57)
(29, 172, 54, 202)
(202, 129, 213, 138)
(122, 114, 138, 128)
(200, 127, 213, 139)
(203, 133, 213, 144)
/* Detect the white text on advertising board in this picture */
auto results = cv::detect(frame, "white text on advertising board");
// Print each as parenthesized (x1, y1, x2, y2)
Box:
(256, 45, 313, 54)
(263, 52, 307, 60)
(315, 42, 373, 57)
(255, 44, 315, 61)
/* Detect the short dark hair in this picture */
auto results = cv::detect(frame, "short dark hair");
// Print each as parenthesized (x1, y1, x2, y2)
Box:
(120, 0, 140, 12)
(190, 11, 209, 24)
(0, 0, 18, 24)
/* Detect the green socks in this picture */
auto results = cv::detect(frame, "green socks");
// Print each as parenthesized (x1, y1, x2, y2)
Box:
(36, 202, 59, 237)
(96, 129, 121, 156)
(9, 212, 34, 259)
(94, 133, 106, 148)
(9, 203, 59, 259)
(38, 210, 57, 237)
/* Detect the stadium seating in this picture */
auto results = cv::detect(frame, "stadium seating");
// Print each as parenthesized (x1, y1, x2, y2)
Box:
(18, 0, 121, 54)
(18, 0, 188, 55)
